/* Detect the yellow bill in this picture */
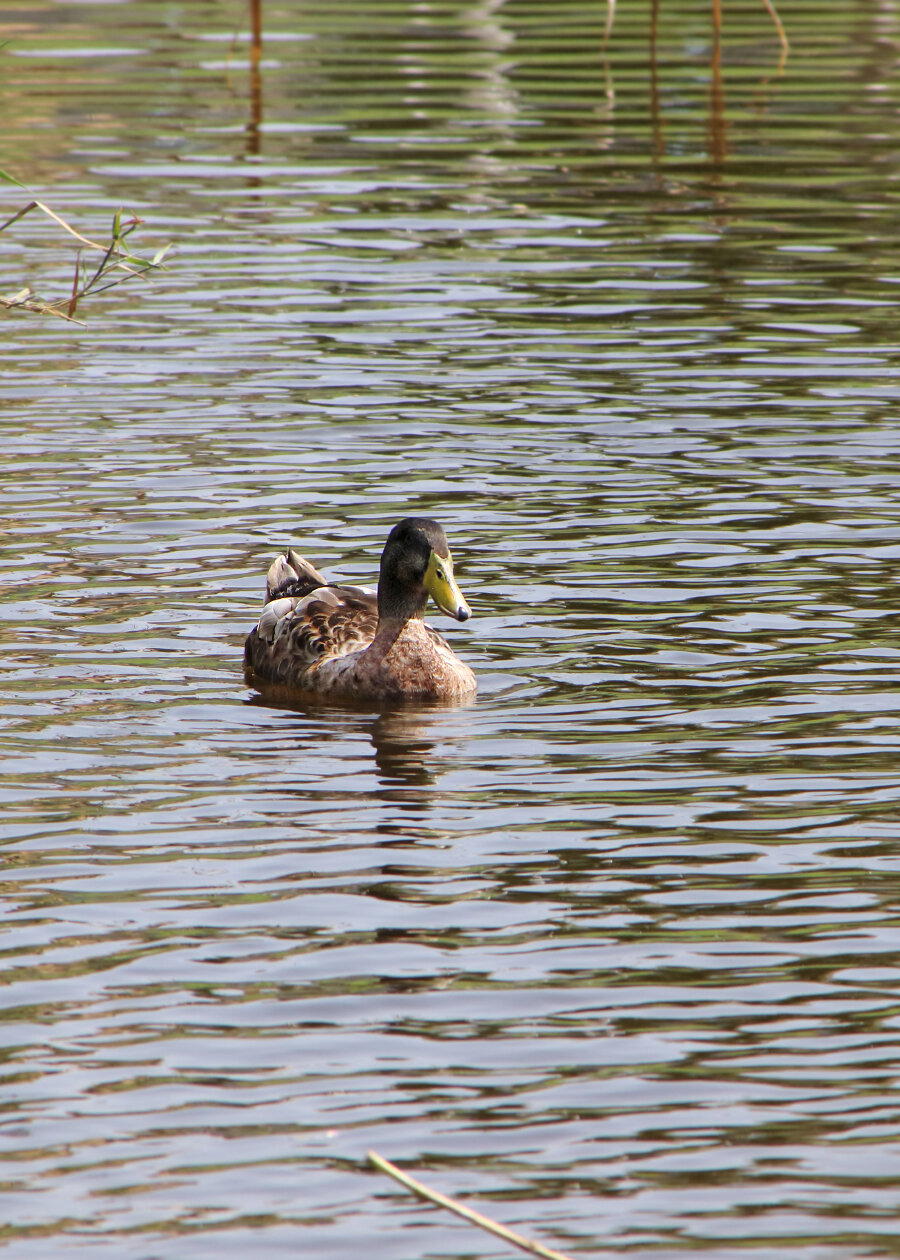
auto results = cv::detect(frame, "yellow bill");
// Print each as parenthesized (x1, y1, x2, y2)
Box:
(424, 549, 471, 621)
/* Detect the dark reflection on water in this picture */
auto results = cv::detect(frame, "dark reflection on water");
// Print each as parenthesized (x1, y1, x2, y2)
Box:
(3, 0, 900, 1256)
(245, 695, 460, 796)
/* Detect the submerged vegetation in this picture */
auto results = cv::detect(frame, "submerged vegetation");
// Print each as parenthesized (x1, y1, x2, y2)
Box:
(605, 0, 789, 61)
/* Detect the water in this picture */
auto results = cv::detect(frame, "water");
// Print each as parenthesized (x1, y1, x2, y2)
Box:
(3, 1, 900, 1255)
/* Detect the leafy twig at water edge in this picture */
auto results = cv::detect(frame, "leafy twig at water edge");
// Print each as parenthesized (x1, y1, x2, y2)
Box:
(0, 179, 170, 323)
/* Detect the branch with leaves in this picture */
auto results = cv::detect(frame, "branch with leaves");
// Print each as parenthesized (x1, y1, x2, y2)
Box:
(0, 172, 169, 324)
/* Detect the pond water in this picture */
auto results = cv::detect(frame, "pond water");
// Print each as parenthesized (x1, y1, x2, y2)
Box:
(3, 1, 900, 1256)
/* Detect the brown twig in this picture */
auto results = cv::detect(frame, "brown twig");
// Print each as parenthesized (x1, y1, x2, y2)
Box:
(67, 251, 81, 318)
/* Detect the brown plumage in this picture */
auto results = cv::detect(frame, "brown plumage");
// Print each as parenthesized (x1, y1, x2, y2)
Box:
(244, 518, 477, 703)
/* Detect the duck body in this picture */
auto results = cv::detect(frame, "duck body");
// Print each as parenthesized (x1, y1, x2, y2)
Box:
(244, 518, 476, 704)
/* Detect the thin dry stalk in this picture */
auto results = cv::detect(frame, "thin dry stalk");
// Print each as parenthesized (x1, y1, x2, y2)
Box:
(0, 287, 84, 323)
(32, 199, 110, 251)
(761, 0, 790, 59)
(368, 1150, 578, 1260)
(602, 0, 616, 46)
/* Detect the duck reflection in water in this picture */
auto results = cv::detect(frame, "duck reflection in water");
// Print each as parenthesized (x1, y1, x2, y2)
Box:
(244, 692, 473, 809)
(369, 708, 444, 791)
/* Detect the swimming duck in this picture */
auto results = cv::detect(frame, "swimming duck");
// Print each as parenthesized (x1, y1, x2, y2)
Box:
(244, 517, 476, 703)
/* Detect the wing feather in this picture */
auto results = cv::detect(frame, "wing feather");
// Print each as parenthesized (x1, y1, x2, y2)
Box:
(245, 581, 380, 686)
(265, 548, 329, 602)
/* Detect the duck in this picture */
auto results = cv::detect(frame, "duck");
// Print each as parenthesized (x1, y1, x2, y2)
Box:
(244, 517, 477, 703)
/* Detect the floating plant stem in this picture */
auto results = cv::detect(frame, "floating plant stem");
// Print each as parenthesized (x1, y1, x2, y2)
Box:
(368, 1150, 578, 1260)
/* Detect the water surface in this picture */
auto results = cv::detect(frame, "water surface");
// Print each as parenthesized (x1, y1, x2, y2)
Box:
(3, 1, 900, 1256)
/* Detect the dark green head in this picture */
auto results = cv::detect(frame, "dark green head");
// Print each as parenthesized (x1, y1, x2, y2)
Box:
(378, 517, 471, 624)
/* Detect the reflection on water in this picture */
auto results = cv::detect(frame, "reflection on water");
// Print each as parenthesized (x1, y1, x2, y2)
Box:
(245, 695, 459, 797)
(369, 710, 444, 792)
(3, 0, 900, 1257)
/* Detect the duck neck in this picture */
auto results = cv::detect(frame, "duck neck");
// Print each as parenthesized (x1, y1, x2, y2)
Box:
(363, 615, 409, 669)
(369, 579, 427, 665)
